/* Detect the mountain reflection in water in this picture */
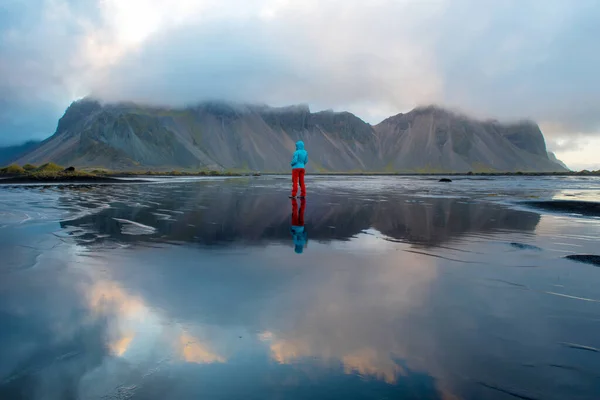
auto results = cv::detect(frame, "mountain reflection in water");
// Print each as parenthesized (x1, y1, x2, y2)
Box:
(1, 177, 599, 400)
(56, 181, 540, 248)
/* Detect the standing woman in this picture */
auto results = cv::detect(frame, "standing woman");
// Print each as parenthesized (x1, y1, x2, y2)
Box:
(289, 141, 308, 198)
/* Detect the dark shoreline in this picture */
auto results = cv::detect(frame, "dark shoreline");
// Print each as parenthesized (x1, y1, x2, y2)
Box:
(1, 171, 599, 185)
(265, 172, 599, 177)
(103, 171, 247, 177)
(0, 172, 248, 185)
(0, 175, 148, 185)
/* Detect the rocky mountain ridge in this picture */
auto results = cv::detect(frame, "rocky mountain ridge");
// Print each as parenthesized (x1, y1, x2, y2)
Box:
(0, 140, 42, 165)
(15, 99, 568, 172)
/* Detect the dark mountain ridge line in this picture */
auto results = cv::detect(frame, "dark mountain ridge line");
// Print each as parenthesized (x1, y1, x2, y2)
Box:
(0, 140, 42, 165)
(12, 98, 569, 173)
(378, 104, 538, 127)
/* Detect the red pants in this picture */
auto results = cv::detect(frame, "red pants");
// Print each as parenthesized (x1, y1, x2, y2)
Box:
(291, 168, 306, 197)
(291, 198, 305, 226)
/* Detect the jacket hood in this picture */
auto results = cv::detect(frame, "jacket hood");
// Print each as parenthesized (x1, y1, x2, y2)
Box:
(295, 141, 305, 150)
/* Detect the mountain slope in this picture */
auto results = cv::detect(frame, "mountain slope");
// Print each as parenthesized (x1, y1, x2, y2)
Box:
(16, 99, 567, 172)
(17, 100, 380, 171)
(374, 106, 563, 172)
(547, 151, 570, 170)
(0, 140, 41, 165)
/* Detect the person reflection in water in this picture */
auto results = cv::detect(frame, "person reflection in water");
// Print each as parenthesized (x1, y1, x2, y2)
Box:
(290, 198, 308, 254)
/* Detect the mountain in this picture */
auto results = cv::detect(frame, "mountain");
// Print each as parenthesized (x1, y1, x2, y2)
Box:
(0, 140, 41, 165)
(15, 99, 567, 172)
(547, 151, 570, 170)
(374, 106, 564, 172)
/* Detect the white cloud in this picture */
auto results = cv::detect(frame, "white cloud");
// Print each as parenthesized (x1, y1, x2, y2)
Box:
(1, 0, 600, 169)
(550, 136, 600, 171)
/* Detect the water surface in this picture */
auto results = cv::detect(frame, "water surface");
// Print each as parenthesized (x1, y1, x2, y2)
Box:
(1, 176, 600, 399)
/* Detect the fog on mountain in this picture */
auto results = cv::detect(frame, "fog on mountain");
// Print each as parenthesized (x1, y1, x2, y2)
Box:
(12, 99, 567, 173)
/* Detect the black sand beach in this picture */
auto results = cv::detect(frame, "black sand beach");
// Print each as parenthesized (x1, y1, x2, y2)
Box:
(1, 175, 599, 400)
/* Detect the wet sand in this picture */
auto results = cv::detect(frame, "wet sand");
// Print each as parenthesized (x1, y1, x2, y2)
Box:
(0, 175, 147, 185)
(1, 176, 599, 400)
(525, 200, 600, 217)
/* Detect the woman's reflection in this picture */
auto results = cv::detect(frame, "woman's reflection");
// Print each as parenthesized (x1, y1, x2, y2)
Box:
(290, 198, 308, 254)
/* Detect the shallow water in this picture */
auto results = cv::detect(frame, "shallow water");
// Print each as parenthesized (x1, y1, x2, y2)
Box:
(1, 176, 599, 400)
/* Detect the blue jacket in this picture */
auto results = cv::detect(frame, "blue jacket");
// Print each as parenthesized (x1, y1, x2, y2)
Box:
(291, 141, 308, 169)
(291, 226, 307, 254)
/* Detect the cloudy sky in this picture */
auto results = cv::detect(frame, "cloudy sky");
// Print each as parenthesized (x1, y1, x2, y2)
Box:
(1, 0, 599, 169)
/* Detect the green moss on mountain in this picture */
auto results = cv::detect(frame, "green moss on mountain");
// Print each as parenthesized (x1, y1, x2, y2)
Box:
(0, 164, 26, 175)
(37, 162, 64, 172)
(29, 170, 92, 179)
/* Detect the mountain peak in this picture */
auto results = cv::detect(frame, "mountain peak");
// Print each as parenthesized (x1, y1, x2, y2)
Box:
(257, 104, 311, 114)
(373, 104, 564, 172)
(14, 100, 568, 173)
(413, 104, 456, 114)
(378, 104, 464, 125)
(56, 98, 103, 134)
